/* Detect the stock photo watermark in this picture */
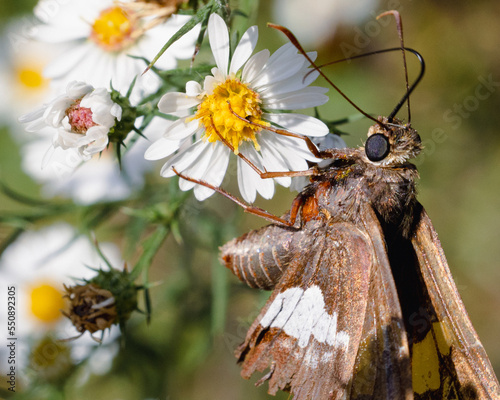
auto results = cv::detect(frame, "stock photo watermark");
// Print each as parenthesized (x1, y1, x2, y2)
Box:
(414, 74, 499, 166)
(5, 285, 17, 393)
(339, 0, 414, 60)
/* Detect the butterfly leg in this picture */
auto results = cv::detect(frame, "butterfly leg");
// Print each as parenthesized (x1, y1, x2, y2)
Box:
(172, 167, 307, 227)
(208, 115, 318, 180)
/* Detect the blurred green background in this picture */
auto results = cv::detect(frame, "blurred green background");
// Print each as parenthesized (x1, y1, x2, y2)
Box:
(0, 0, 499, 399)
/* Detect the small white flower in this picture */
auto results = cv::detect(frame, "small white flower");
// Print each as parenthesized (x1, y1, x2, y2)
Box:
(146, 14, 332, 203)
(19, 81, 122, 159)
(33, 0, 199, 100)
(20, 117, 166, 205)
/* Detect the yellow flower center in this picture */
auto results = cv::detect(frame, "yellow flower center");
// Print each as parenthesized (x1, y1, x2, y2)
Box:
(29, 282, 66, 324)
(90, 6, 138, 51)
(17, 66, 47, 89)
(194, 78, 268, 153)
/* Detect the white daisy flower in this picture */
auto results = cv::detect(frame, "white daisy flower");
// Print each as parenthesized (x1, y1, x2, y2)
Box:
(0, 223, 122, 380)
(145, 13, 330, 203)
(33, 0, 199, 101)
(19, 81, 122, 160)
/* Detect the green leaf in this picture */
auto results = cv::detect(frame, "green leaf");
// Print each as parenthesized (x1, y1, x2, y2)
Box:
(146, 0, 220, 72)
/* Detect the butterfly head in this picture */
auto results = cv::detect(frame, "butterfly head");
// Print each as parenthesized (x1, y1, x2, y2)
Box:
(364, 117, 422, 166)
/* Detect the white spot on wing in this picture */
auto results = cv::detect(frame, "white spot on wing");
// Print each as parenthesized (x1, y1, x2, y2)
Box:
(260, 285, 350, 349)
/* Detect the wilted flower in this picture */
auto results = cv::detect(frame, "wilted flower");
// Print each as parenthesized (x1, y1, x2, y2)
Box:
(19, 81, 122, 159)
(64, 267, 139, 339)
(64, 284, 118, 335)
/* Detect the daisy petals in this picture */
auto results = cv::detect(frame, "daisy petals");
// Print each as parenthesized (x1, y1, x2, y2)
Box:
(164, 118, 200, 141)
(260, 136, 291, 188)
(264, 113, 328, 137)
(194, 143, 230, 200)
(208, 14, 230, 75)
(160, 139, 206, 177)
(264, 87, 329, 110)
(242, 49, 270, 83)
(229, 26, 258, 75)
(144, 137, 182, 160)
(158, 92, 200, 113)
(185, 81, 202, 97)
(238, 144, 275, 202)
(178, 144, 214, 191)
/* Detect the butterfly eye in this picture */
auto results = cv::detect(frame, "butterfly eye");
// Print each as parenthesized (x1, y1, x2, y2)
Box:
(365, 134, 390, 161)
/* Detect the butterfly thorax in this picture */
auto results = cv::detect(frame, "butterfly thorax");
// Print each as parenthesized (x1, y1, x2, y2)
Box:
(301, 118, 422, 237)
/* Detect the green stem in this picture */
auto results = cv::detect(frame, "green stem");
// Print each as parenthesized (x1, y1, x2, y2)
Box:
(130, 224, 171, 281)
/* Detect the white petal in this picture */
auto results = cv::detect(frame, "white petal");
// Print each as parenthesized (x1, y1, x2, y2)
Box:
(264, 87, 329, 110)
(272, 134, 320, 163)
(19, 106, 48, 131)
(259, 135, 291, 187)
(251, 54, 305, 89)
(229, 26, 258, 75)
(164, 118, 200, 141)
(144, 137, 182, 160)
(208, 14, 230, 75)
(264, 113, 328, 137)
(238, 143, 275, 202)
(258, 67, 319, 97)
(160, 139, 206, 177)
(315, 133, 347, 151)
(242, 49, 270, 84)
(194, 143, 230, 200)
(178, 143, 215, 191)
(186, 81, 202, 97)
(66, 81, 94, 98)
(237, 155, 256, 203)
(158, 92, 200, 113)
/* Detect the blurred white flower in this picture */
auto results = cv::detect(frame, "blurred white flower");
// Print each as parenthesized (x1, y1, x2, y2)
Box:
(33, 0, 199, 101)
(146, 14, 330, 203)
(0, 223, 122, 380)
(0, 18, 56, 134)
(19, 81, 122, 160)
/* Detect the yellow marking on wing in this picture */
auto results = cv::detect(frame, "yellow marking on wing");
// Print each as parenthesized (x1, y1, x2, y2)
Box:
(433, 321, 452, 356)
(412, 328, 441, 393)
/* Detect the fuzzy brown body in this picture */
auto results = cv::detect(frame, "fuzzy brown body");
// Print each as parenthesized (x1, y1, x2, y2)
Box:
(220, 118, 500, 399)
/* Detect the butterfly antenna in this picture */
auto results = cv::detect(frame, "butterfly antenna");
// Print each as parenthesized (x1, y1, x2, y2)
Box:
(377, 10, 411, 123)
(387, 47, 425, 122)
(268, 23, 384, 127)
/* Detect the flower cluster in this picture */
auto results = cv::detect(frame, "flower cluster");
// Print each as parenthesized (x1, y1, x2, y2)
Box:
(3, 0, 350, 395)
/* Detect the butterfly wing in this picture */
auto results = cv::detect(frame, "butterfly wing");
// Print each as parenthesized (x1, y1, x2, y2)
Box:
(348, 203, 413, 399)
(411, 205, 500, 399)
(236, 220, 372, 400)
(235, 206, 414, 400)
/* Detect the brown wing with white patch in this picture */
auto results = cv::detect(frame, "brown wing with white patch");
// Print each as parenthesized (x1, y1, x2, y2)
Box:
(236, 217, 407, 400)
(411, 206, 500, 399)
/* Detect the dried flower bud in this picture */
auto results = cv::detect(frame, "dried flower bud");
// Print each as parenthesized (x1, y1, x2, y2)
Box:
(64, 284, 117, 334)
(63, 267, 138, 339)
